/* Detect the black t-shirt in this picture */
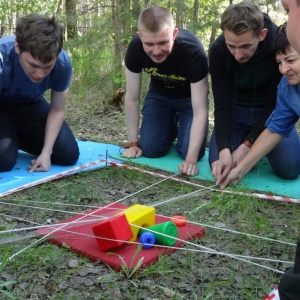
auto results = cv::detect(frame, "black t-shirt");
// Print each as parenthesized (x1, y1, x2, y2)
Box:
(125, 29, 208, 99)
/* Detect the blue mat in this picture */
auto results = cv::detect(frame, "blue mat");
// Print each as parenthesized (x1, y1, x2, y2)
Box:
(111, 147, 300, 200)
(0, 141, 121, 197)
(1, 141, 299, 200)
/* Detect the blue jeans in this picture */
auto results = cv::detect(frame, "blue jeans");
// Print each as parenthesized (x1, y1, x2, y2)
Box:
(0, 98, 80, 172)
(209, 104, 300, 179)
(139, 89, 208, 160)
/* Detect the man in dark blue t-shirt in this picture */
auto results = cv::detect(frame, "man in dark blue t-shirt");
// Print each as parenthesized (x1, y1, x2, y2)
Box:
(0, 14, 79, 173)
(122, 5, 209, 176)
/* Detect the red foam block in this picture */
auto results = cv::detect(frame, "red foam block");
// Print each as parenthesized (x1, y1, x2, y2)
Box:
(35, 203, 206, 271)
(92, 213, 133, 251)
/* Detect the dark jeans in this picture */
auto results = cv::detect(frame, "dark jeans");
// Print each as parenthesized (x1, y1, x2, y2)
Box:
(139, 89, 208, 161)
(209, 104, 300, 179)
(0, 99, 79, 172)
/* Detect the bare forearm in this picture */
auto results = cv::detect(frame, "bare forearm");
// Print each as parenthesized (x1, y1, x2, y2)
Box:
(237, 129, 283, 174)
(185, 113, 207, 163)
(42, 108, 64, 155)
(125, 100, 140, 142)
(187, 79, 209, 163)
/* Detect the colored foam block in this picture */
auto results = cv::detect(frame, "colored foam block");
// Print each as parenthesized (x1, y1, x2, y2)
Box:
(139, 221, 178, 246)
(139, 232, 156, 249)
(116, 204, 155, 242)
(35, 203, 206, 271)
(170, 215, 187, 227)
(92, 214, 133, 251)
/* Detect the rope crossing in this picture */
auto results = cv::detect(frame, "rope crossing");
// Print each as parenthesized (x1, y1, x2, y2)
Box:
(0, 159, 296, 277)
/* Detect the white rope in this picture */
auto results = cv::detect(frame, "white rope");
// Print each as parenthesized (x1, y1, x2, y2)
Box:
(151, 185, 216, 207)
(0, 166, 294, 276)
(158, 214, 297, 247)
(2, 190, 296, 250)
(2, 214, 289, 274)
(1, 171, 181, 264)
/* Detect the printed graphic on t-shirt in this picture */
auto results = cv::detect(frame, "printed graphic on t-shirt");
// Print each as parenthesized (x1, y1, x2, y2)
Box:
(144, 67, 187, 89)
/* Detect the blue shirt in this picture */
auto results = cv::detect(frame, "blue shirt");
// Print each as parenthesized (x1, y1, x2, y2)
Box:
(0, 36, 72, 103)
(266, 76, 300, 137)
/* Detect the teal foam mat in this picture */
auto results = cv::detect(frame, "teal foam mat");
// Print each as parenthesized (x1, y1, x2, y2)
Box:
(111, 148, 300, 200)
(1, 141, 299, 200)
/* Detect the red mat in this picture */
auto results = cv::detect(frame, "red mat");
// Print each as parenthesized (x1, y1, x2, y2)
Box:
(36, 203, 206, 270)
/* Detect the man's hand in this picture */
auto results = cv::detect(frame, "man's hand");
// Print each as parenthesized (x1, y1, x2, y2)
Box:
(122, 146, 142, 158)
(211, 149, 232, 185)
(28, 153, 51, 173)
(219, 166, 245, 188)
(178, 161, 198, 176)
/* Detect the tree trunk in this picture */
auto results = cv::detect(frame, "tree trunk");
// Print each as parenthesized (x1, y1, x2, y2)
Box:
(208, 25, 217, 59)
(175, 0, 185, 29)
(192, 0, 199, 34)
(65, 0, 77, 39)
(112, 0, 122, 66)
(132, 0, 141, 34)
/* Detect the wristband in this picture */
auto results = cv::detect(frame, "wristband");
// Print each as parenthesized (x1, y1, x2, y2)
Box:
(124, 141, 139, 148)
(243, 140, 252, 148)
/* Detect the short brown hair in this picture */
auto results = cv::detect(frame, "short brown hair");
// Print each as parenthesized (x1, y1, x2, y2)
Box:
(138, 6, 174, 33)
(16, 13, 64, 63)
(221, 1, 264, 37)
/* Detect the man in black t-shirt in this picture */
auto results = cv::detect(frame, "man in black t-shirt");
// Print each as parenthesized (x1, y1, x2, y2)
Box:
(122, 6, 209, 176)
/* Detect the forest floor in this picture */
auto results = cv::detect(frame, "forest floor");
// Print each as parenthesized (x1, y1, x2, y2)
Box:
(0, 97, 300, 300)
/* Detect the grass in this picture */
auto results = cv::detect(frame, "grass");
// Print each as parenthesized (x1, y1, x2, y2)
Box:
(1, 164, 299, 299)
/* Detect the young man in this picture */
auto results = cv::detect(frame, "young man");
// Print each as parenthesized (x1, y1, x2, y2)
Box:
(122, 6, 209, 176)
(0, 14, 79, 173)
(220, 26, 300, 187)
(209, 2, 299, 185)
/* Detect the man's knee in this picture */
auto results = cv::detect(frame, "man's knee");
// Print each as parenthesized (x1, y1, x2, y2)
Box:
(0, 138, 18, 172)
(141, 143, 169, 158)
(179, 144, 206, 162)
(275, 168, 300, 180)
(0, 157, 17, 172)
(52, 143, 80, 166)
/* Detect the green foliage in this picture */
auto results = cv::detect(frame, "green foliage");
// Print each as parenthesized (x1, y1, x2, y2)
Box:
(0, 247, 16, 300)
(107, 244, 144, 278)
(114, 70, 126, 84)
(0, 0, 61, 37)
(64, 26, 122, 104)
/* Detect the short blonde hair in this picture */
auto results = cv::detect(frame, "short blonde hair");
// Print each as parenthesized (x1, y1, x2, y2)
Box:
(138, 6, 174, 33)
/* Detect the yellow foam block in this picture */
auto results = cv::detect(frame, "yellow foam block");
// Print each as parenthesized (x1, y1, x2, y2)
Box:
(116, 204, 155, 241)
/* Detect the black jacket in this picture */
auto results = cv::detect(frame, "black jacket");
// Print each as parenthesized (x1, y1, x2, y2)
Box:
(209, 14, 282, 151)
(279, 241, 300, 299)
